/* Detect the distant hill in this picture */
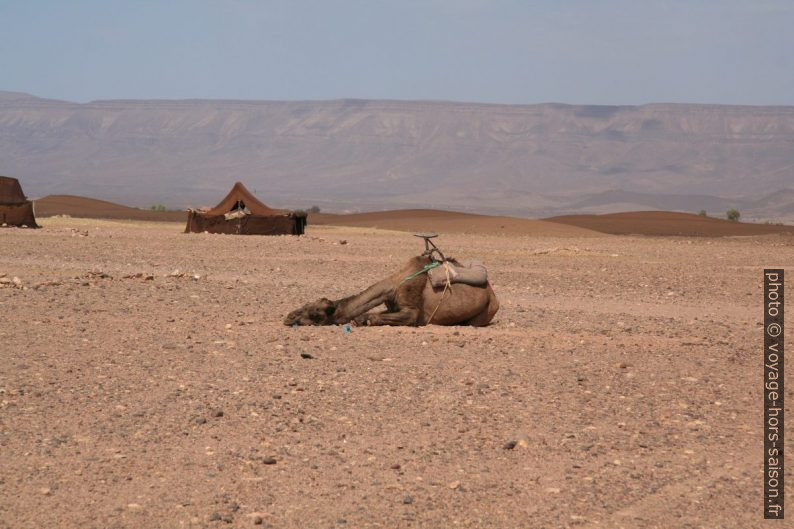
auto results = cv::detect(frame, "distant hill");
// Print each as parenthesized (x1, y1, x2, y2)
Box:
(559, 188, 794, 222)
(2, 91, 794, 219)
(311, 209, 600, 237)
(546, 211, 794, 237)
(743, 189, 794, 218)
(35, 195, 185, 222)
(33, 193, 794, 238)
(563, 190, 739, 214)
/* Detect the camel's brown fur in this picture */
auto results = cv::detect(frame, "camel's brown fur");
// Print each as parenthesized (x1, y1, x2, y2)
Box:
(284, 256, 499, 327)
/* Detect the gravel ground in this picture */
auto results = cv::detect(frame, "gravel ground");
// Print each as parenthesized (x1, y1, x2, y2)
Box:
(1, 218, 792, 528)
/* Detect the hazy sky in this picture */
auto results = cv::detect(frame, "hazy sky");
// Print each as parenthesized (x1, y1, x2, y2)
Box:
(2, 0, 793, 105)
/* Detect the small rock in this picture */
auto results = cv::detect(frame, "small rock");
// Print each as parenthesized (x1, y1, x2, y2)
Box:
(229, 502, 240, 512)
(212, 409, 224, 418)
(504, 437, 530, 449)
(222, 514, 233, 523)
(300, 352, 314, 359)
(390, 464, 401, 470)
(262, 457, 277, 465)
(12, 277, 22, 287)
(402, 495, 413, 504)
(253, 516, 264, 525)
(40, 487, 52, 495)
(545, 487, 561, 494)
(194, 416, 207, 425)
(448, 480, 461, 490)
(209, 512, 222, 522)
(339, 240, 348, 245)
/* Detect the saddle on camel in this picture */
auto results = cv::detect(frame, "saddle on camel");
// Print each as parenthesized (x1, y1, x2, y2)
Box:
(284, 233, 499, 327)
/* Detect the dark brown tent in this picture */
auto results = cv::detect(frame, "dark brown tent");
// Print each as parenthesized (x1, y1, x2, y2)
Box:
(185, 182, 306, 235)
(0, 176, 39, 228)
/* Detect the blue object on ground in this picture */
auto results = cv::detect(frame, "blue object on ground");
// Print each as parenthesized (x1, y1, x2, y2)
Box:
(342, 324, 353, 334)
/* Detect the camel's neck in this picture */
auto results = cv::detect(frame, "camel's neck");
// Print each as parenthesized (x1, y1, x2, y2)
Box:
(332, 277, 395, 323)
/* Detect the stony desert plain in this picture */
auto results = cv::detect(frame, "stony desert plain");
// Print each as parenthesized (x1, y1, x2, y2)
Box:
(1, 214, 792, 529)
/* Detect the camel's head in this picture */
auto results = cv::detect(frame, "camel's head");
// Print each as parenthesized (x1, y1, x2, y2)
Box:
(284, 298, 338, 326)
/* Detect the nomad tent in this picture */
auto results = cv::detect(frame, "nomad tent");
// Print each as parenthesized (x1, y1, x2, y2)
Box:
(0, 176, 38, 228)
(185, 182, 306, 235)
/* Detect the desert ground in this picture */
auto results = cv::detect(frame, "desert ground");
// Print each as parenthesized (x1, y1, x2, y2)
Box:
(1, 216, 792, 528)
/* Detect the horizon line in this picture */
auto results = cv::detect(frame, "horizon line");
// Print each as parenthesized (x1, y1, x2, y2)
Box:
(4, 89, 794, 110)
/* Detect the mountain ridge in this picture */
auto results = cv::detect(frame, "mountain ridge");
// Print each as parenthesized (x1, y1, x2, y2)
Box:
(2, 91, 793, 220)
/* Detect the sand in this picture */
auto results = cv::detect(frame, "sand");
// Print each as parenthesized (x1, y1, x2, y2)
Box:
(1, 217, 791, 528)
(546, 210, 794, 237)
(311, 210, 601, 237)
(34, 195, 187, 222)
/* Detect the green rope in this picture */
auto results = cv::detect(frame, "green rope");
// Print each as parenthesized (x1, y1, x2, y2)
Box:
(400, 260, 441, 285)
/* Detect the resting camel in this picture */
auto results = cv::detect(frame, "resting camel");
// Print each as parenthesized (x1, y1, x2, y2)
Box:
(284, 255, 499, 327)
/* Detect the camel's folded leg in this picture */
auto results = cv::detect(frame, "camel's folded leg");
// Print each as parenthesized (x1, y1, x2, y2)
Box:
(333, 279, 394, 323)
(359, 308, 421, 327)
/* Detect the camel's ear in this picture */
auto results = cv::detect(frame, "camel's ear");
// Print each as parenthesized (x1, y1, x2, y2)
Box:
(325, 305, 336, 316)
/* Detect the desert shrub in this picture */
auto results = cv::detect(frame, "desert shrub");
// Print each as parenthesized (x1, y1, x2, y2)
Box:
(698, 209, 707, 217)
(308, 205, 321, 214)
(150, 204, 167, 212)
(726, 208, 740, 222)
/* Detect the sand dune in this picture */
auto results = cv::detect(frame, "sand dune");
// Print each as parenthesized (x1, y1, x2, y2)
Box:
(311, 209, 601, 237)
(35, 195, 186, 222)
(33, 196, 599, 236)
(32, 194, 794, 237)
(546, 210, 794, 237)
